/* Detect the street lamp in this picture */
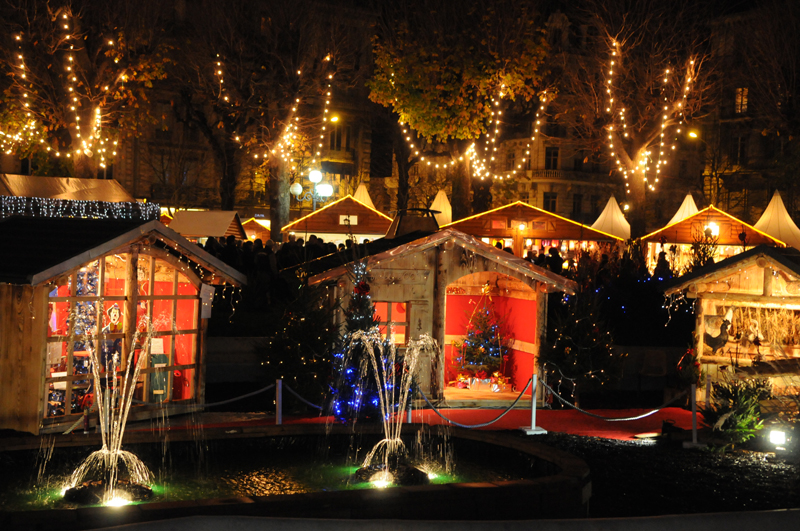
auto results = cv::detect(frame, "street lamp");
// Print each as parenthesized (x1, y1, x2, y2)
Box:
(290, 170, 333, 211)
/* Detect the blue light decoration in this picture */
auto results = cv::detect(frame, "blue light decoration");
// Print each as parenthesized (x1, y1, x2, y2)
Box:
(327, 260, 386, 424)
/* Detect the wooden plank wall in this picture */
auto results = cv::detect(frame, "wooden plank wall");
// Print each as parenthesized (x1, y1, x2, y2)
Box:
(0, 284, 48, 435)
(446, 204, 612, 241)
(290, 199, 391, 235)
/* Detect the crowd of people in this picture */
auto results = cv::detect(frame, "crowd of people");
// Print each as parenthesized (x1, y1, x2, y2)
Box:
(200, 234, 365, 309)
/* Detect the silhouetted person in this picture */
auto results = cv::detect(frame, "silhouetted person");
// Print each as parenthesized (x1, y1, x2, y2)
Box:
(652, 251, 672, 281)
(547, 247, 563, 274)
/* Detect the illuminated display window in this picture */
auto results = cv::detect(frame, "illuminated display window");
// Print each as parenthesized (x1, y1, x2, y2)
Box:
(373, 301, 409, 346)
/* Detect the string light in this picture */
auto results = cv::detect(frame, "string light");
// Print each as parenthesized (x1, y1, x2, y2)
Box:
(0, 196, 159, 220)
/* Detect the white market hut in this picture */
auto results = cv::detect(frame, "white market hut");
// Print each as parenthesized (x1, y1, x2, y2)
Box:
(308, 229, 577, 404)
(754, 191, 800, 251)
(353, 183, 376, 210)
(0, 217, 245, 435)
(667, 194, 700, 226)
(430, 190, 452, 227)
(591, 196, 631, 240)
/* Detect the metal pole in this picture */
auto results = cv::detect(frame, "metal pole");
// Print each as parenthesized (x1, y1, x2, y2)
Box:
(520, 374, 547, 435)
(407, 385, 413, 423)
(531, 374, 538, 429)
(276, 379, 283, 426)
(691, 383, 698, 444)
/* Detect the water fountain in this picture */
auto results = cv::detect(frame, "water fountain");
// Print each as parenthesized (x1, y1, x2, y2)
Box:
(341, 329, 438, 487)
(62, 317, 155, 506)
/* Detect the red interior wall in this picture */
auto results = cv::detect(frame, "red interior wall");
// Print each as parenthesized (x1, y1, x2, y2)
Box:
(444, 291, 538, 393)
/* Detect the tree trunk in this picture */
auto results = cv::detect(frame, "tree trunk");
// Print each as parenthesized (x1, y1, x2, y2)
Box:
(269, 161, 289, 242)
(393, 126, 411, 212)
(450, 164, 471, 221)
(218, 146, 239, 210)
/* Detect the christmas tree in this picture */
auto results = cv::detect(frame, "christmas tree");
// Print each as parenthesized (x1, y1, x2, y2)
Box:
(455, 288, 509, 377)
(541, 256, 626, 405)
(328, 259, 384, 423)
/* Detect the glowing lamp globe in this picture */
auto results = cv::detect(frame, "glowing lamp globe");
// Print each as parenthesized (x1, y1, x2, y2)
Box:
(317, 183, 334, 198)
(289, 182, 303, 197)
(309, 170, 323, 184)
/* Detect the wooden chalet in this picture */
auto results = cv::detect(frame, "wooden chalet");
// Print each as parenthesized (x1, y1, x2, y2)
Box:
(0, 217, 245, 435)
(664, 245, 800, 410)
(642, 205, 786, 271)
(167, 210, 247, 242)
(309, 229, 578, 405)
(242, 217, 271, 242)
(282, 195, 393, 244)
(440, 201, 622, 259)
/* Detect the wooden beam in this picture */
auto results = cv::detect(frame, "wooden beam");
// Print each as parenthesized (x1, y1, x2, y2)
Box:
(698, 292, 800, 307)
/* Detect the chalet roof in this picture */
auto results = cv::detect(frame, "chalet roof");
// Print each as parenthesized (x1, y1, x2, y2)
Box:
(754, 191, 800, 250)
(0, 216, 246, 286)
(662, 244, 800, 296)
(441, 201, 622, 241)
(642, 205, 786, 247)
(591, 196, 630, 240)
(0, 174, 134, 202)
(281, 195, 392, 234)
(168, 210, 247, 240)
(308, 228, 578, 295)
(666, 194, 699, 226)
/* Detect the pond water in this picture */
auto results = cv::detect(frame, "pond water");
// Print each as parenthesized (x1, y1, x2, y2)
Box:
(0, 433, 545, 511)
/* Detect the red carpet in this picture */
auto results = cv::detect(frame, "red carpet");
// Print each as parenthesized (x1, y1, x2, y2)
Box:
(165, 407, 698, 441)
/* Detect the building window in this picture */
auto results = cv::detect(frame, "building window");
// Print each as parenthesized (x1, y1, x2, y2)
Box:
(591, 194, 601, 217)
(329, 124, 343, 151)
(45, 254, 201, 419)
(543, 192, 557, 212)
(735, 88, 748, 114)
(505, 150, 516, 171)
(572, 194, 583, 216)
(374, 302, 408, 346)
(545, 147, 559, 170)
(573, 150, 585, 171)
(732, 135, 748, 165)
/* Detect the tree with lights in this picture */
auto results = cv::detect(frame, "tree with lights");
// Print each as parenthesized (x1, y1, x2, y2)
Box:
(454, 292, 510, 376)
(550, 0, 719, 235)
(328, 259, 384, 423)
(258, 281, 339, 410)
(0, 0, 171, 178)
(164, 0, 364, 233)
(368, 0, 547, 218)
(541, 258, 625, 406)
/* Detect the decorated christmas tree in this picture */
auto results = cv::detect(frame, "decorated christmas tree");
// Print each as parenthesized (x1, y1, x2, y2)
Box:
(455, 287, 509, 377)
(328, 259, 383, 423)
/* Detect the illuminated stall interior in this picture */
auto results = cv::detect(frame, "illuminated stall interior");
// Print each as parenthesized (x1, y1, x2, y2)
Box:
(664, 245, 800, 411)
(440, 201, 622, 259)
(642, 205, 785, 273)
(0, 217, 244, 435)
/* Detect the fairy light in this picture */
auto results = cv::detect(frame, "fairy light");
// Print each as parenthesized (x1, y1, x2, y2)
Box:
(604, 38, 696, 194)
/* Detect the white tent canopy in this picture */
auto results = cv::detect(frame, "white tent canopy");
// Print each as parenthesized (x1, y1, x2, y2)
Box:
(754, 190, 800, 249)
(430, 190, 452, 227)
(591, 196, 630, 240)
(353, 183, 375, 210)
(667, 194, 699, 226)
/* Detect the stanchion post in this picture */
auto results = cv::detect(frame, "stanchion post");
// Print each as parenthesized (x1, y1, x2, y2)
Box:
(520, 375, 547, 435)
(276, 379, 283, 426)
(407, 384, 413, 424)
(691, 383, 697, 444)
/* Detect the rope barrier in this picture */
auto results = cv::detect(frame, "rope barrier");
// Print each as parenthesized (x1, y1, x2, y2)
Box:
(541, 380, 688, 421)
(130, 383, 276, 409)
(283, 383, 323, 410)
(418, 378, 533, 429)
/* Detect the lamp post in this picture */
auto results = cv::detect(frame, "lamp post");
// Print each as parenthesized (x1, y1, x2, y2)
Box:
(290, 169, 333, 211)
